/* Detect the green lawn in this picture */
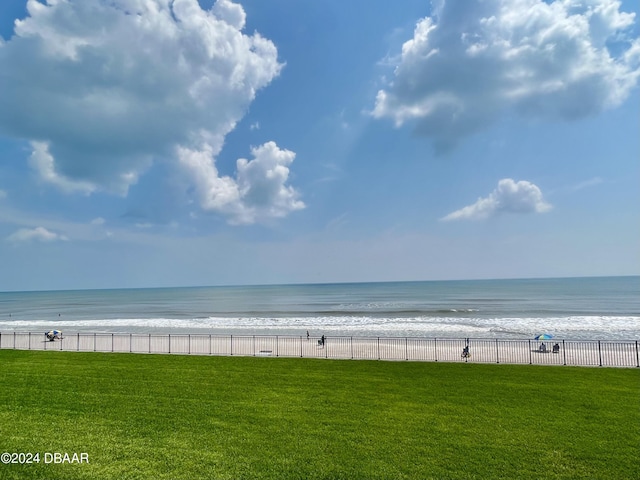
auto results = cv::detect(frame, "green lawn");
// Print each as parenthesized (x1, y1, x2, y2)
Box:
(0, 350, 638, 479)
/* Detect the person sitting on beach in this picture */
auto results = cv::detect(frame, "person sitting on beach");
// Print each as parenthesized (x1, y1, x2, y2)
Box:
(539, 342, 547, 353)
(461, 345, 470, 358)
(552, 343, 560, 353)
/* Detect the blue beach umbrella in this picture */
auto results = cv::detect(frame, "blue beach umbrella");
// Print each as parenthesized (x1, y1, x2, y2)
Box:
(534, 333, 553, 340)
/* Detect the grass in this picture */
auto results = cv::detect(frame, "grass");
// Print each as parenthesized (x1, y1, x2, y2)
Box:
(0, 350, 638, 480)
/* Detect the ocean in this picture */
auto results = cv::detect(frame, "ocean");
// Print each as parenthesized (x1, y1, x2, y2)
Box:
(0, 276, 638, 340)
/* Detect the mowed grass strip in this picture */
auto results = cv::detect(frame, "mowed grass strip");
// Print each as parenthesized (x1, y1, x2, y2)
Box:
(0, 350, 638, 480)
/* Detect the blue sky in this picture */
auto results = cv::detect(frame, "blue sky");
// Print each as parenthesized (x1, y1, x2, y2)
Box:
(0, 0, 638, 291)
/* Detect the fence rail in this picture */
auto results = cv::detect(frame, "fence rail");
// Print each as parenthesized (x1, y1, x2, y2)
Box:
(1, 331, 638, 367)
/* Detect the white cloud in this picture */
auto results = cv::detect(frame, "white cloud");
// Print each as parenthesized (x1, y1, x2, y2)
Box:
(0, 0, 301, 223)
(90, 217, 106, 225)
(28, 141, 97, 195)
(7, 226, 68, 243)
(442, 178, 552, 221)
(373, 0, 640, 151)
(179, 141, 304, 225)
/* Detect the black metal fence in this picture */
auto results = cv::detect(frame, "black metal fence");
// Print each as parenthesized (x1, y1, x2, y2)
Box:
(1, 331, 638, 367)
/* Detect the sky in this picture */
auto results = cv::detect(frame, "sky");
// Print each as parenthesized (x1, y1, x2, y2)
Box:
(0, 0, 638, 291)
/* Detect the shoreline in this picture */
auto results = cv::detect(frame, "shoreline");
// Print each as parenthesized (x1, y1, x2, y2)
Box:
(1, 320, 639, 342)
(1, 331, 638, 368)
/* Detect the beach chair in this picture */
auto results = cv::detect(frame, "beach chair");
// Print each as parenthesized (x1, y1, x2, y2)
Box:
(45, 330, 62, 341)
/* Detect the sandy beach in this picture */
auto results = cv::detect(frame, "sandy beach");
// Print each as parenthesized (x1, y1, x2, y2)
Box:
(1, 331, 638, 368)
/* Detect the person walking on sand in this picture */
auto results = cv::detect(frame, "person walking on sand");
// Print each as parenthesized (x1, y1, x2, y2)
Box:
(306, 330, 310, 341)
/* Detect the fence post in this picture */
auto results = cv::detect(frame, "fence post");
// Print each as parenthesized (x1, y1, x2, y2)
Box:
(77, 333, 79, 352)
(562, 340, 566, 366)
(209, 334, 212, 356)
(28, 332, 31, 350)
(528, 340, 532, 364)
(350, 336, 353, 360)
(434, 338, 438, 362)
(111, 333, 114, 353)
(276, 335, 279, 357)
(231, 335, 233, 356)
(405, 337, 408, 361)
(168, 334, 171, 354)
(189, 335, 191, 355)
(598, 340, 602, 367)
(94, 333, 96, 352)
(636, 341, 639, 368)
(377, 337, 380, 360)
(495, 339, 499, 364)
(130, 333, 132, 353)
(13, 331, 16, 349)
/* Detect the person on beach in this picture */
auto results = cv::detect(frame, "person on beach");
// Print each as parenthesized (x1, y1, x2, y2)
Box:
(306, 330, 310, 341)
(539, 342, 547, 353)
(552, 343, 560, 353)
(461, 338, 470, 358)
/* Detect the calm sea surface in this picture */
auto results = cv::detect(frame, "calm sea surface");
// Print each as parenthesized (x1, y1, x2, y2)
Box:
(0, 277, 638, 340)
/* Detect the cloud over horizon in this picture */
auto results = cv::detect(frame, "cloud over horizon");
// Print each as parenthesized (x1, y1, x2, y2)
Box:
(7, 226, 68, 243)
(442, 178, 552, 221)
(178, 141, 305, 225)
(0, 0, 303, 223)
(373, 0, 640, 152)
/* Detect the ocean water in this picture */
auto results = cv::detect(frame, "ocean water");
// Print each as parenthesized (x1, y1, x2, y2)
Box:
(0, 276, 638, 340)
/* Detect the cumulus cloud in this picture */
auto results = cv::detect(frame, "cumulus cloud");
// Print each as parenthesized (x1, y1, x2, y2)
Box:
(28, 141, 97, 194)
(373, 0, 640, 151)
(442, 178, 552, 221)
(7, 226, 68, 243)
(0, 0, 302, 223)
(179, 141, 304, 225)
